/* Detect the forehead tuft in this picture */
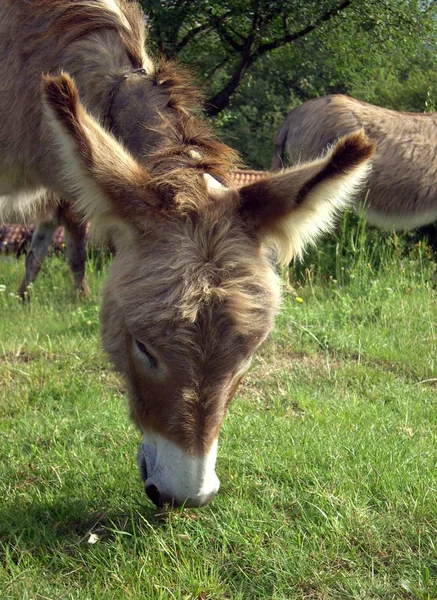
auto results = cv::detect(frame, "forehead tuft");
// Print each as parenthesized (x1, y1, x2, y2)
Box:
(114, 215, 281, 334)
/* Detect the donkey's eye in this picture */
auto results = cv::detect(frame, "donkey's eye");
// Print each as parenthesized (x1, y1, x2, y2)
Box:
(135, 339, 158, 369)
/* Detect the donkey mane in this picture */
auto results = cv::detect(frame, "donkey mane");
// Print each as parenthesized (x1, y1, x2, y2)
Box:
(142, 59, 241, 210)
(144, 119, 240, 214)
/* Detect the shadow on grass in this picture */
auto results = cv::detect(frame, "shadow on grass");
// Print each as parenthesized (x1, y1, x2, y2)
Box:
(0, 492, 162, 554)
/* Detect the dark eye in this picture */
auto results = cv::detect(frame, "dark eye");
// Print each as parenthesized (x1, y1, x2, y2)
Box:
(135, 339, 158, 369)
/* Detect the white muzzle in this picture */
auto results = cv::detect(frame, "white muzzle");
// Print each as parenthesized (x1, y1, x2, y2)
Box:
(138, 432, 220, 507)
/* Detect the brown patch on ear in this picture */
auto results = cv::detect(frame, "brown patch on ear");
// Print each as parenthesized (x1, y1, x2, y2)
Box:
(295, 130, 374, 205)
(236, 130, 374, 264)
(238, 130, 374, 231)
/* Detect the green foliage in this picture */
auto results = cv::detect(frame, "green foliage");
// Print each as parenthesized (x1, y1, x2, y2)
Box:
(140, 0, 436, 166)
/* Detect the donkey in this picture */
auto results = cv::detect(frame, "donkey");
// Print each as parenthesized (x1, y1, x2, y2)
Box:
(0, 1, 374, 507)
(273, 95, 437, 230)
(17, 199, 89, 300)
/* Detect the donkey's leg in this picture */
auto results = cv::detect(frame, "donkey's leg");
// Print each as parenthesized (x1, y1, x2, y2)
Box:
(64, 214, 89, 297)
(18, 220, 55, 300)
(280, 264, 298, 296)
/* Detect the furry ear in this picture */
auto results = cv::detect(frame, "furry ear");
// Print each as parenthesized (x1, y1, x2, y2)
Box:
(237, 131, 374, 263)
(42, 72, 162, 236)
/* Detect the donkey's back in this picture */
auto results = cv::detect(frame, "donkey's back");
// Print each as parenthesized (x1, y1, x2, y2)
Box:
(0, 0, 141, 220)
(274, 95, 437, 229)
(0, 2, 53, 202)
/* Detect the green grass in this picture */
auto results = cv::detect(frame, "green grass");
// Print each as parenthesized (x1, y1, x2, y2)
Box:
(1, 226, 436, 599)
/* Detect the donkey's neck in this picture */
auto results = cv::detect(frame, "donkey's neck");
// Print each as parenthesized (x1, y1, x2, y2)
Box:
(61, 31, 152, 130)
(108, 75, 172, 162)
(64, 37, 171, 162)
(61, 32, 216, 176)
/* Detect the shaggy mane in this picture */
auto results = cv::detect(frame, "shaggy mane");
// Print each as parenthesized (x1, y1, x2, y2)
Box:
(144, 111, 241, 211)
(144, 62, 241, 212)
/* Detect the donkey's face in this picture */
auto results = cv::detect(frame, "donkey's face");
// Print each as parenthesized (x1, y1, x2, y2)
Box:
(42, 73, 374, 507)
(101, 216, 280, 506)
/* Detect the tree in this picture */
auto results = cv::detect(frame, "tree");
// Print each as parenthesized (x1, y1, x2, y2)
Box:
(140, 0, 436, 166)
(141, 0, 435, 114)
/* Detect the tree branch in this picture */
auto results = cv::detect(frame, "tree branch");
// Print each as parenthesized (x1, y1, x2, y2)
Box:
(205, 6, 264, 115)
(253, 0, 353, 58)
(176, 22, 211, 53)
(207, 13, 246, 52)
(206, 0, 355, 115)
(202, 56, 230, 84)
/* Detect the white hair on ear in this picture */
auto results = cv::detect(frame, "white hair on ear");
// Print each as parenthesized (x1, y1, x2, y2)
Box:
(203, 173, 226, 191)
(271, 159, 372, 264)
(41, 73, 151, 246)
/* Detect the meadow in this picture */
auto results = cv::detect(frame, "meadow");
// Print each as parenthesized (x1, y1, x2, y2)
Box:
(1, 219, 436, 600)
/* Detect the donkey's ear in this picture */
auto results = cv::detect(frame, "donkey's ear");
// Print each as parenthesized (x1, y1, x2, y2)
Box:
(237, 131, 374, 264)
(42, 72, 162, 234)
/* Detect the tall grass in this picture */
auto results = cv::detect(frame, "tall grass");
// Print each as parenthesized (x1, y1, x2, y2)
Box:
(292, 211, 435, 290)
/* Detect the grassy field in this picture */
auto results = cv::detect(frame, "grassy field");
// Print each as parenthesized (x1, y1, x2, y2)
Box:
(1, 224, 436, 600)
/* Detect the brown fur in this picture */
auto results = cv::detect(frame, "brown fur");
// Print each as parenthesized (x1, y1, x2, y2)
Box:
(274, 95, 437, 229)
(0, 2, 373, 480)
(30, 0, 146, 68)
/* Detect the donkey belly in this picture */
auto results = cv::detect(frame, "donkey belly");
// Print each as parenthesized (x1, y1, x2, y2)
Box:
(0, 182, 51, 222)
(365, 207, 437, 231)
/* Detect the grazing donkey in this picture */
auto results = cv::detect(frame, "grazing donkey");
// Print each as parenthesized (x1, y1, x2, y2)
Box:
(17, 199, 89, 300)
(274, 95, 437, 230)
(0, 1, 373, 507)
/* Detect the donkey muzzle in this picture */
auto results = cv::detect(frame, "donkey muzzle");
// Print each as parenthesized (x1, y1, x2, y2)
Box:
(144, 481, 218, 508)
(138, 433, 220, 508)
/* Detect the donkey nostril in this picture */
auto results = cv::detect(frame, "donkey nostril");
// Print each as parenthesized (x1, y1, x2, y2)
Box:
(145, 484, 161, 506)
(145, 484, 176, 508)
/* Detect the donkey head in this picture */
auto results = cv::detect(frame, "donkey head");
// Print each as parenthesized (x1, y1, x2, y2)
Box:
(42, 73, 373, 507)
